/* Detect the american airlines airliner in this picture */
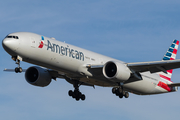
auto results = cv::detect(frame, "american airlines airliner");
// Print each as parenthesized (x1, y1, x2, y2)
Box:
(2, 32, 180, 101)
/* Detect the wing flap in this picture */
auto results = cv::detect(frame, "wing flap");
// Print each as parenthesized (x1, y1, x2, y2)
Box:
(127, 59, 180, 73)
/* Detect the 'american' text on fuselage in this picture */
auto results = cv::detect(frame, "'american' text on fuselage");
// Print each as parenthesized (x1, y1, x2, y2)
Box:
(47, 40, 84, 61)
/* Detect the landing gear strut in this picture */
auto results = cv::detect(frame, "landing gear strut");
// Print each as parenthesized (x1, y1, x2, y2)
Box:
(68, 80, 86, 101)
(112, 86, 129, 99)
(12, 56, 22, 73)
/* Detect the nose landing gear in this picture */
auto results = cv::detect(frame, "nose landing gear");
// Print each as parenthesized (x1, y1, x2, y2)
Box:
(12, 56, 23, 73)
(15, 59, 22, 73)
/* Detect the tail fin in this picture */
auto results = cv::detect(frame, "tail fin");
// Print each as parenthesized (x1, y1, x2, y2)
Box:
(163, 40, 179, 61)
(158, 40, 179, 82)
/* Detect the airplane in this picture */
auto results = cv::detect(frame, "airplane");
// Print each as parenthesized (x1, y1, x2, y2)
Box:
(2, 32, 180, 101)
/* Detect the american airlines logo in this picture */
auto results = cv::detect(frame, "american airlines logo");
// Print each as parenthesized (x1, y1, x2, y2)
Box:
(38, 36, 44, 48)
(46, 40, 84, 61)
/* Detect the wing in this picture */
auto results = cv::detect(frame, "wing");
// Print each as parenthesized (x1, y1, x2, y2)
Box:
(127, 59, 180, 73)
(87, 59, 180, 74)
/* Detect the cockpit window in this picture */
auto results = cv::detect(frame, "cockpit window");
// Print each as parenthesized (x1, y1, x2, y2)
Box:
(6, 35, 19, 39)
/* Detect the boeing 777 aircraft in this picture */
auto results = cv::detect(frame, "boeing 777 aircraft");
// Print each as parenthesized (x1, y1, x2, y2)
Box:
(2, 32, 180, 101)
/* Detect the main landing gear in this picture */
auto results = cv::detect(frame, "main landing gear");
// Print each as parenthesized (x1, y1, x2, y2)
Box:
(112, 86, 129, 99)
(12, 56, 22, 73)
(68, 80, 86, 101)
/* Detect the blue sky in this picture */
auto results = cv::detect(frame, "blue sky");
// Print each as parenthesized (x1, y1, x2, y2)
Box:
(1, 0, 180, 120)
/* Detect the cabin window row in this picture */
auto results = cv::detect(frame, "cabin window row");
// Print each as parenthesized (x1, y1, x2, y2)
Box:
(6, 35, 19, 39)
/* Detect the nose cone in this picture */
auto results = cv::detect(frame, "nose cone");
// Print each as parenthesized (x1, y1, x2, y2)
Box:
(2, 38, 18, 55)
(2, 39, 11, 48)
(2, 38, 14, 50)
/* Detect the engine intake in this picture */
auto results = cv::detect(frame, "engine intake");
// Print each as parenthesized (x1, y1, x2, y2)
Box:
(25, 66, 52, 87)
(103, 61, 131, 82)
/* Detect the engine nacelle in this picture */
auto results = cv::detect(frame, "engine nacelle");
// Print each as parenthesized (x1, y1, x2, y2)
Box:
(103, 61, 131, 82)
(25, 66, 52, 87)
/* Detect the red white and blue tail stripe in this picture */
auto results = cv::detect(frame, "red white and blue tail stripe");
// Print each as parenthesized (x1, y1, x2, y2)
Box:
(162, 40, 179, 61)
(157, 40, 179, 92)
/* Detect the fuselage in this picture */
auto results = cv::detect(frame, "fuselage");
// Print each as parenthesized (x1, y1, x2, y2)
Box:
(2, 32, 176, 95)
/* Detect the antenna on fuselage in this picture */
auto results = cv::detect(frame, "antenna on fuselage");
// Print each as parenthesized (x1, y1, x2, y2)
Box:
(51, 37, 56, 40)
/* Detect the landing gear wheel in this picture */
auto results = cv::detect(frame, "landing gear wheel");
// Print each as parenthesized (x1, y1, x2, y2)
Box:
(19, 67, 22, 72)
(119, 93, 123, 98)
(81, 94, 86, 101)
(72, 93, 76, 98)
(75, 96, 80, 101)
(15, 67, 22, 73)
(112, 87, 116, 94)
(122, 91, 125, 96)
(78, 92, 82, 98)
(118, 87, 123, 93)
(15, 67, 19, 73)
(124, 92, 129, 98)
(115, 90, 119, 96)
(68, 90, 73, 96)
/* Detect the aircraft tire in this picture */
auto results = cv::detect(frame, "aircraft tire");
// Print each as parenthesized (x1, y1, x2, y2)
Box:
(19, 67, 22, 72)
(119, 93, 123, 98)
(15, 67, 19, 73)
(122, 91, 125, 96)
(81, 94, 86, 101)
(74, 90, 79, 96)
(68, 90, 73, 96)
(118, 87, 123, 93)
(75, 96, 80, 101)
(72, 92, 76, 98)
(115, 90, 119, 96)
(124, 92, 129, 98)
(112, 87, 116, 94)
(79, 91, 82, 97)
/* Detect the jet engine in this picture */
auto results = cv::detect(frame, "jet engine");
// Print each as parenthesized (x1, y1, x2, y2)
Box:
(103, 61, 131, 82)
(25, 66, 52, 87)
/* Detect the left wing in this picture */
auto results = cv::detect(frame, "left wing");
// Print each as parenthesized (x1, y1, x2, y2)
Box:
(87, 59, 180, 74)
(127, 59, 180, 73)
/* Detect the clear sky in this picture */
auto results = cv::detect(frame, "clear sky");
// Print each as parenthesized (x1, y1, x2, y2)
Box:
(1, 0, 180, 120)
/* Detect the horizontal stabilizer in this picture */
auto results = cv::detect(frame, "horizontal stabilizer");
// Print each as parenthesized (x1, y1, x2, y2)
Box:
(167, 83, 180, 87)
(4, 68, 26, 72)
(127, 59, 180, 73)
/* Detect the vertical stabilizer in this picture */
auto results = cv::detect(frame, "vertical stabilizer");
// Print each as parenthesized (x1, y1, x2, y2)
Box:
(163, 40, 179, 60)
(158, 40, 179, 82)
